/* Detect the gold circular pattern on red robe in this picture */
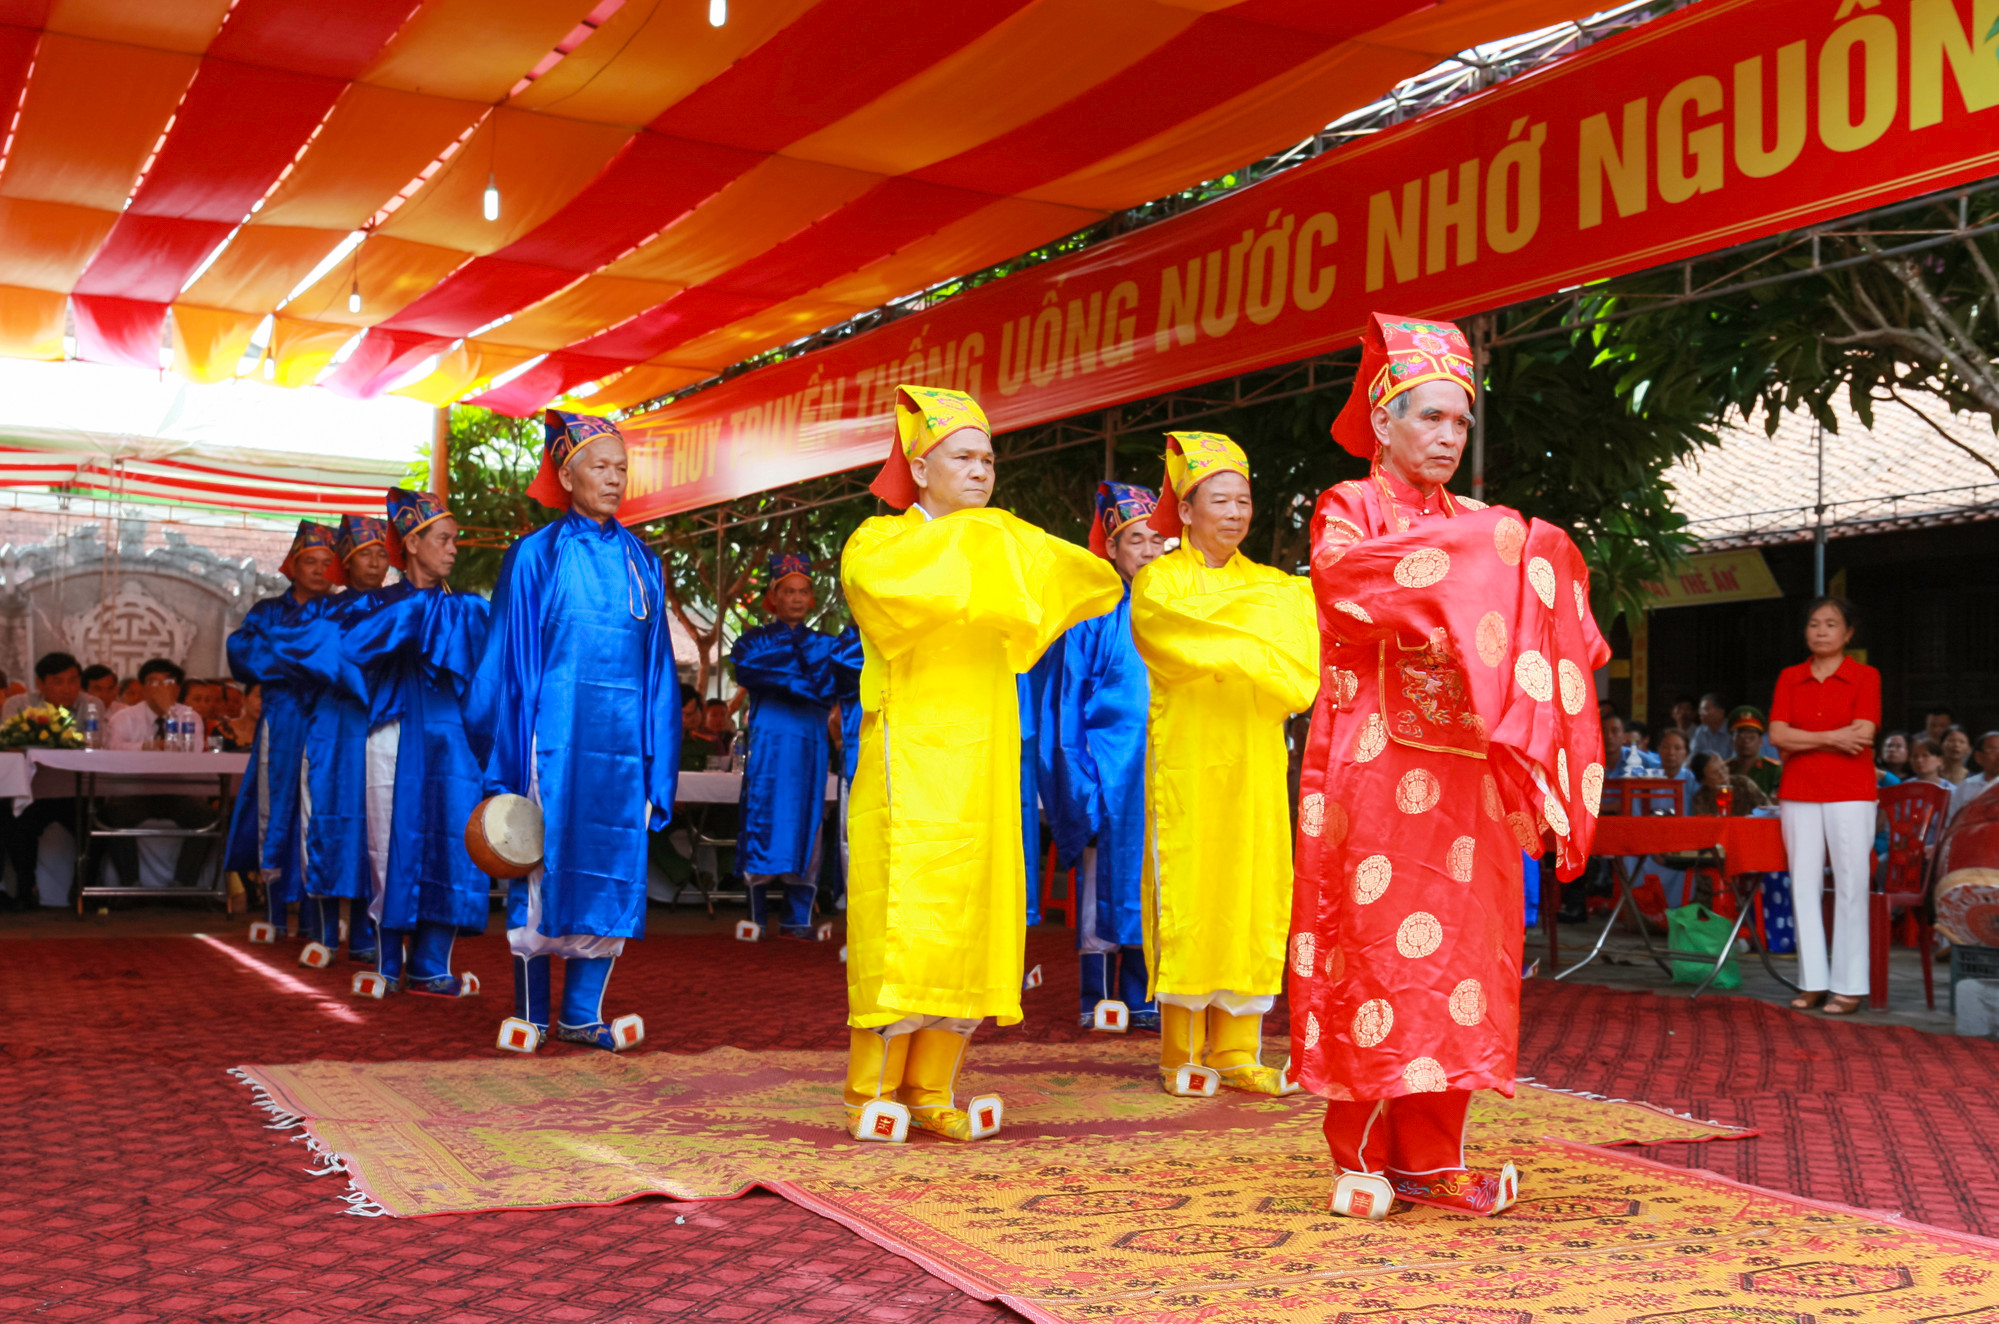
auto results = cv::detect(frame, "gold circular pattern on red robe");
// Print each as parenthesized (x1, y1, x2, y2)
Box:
(1582, 762, 1605, 816)
(1543, 792, 1571, 838)
(1449, 978, 1487, 1026)
(1574, 579, 1589, 621)
(1330, 667, 1359, 705)
(1447, 835, 1476, 882)
(1323, 943, 1346, 980)
(1528, 556, 1556, 608)
(1474, 611, 1507, 667)
(1507, 809, 1540, 851)
(1493, 516, 1526, 566)
(1304, 1011, 1322, 1049)
(1300, 792, 1326, 838)
(1481, 774, 1502, 822)
(1326, 799, 1350, 846)
(1396, 911, 1443, 958)
(1396, 768, 1441, 814)
(1352, 998, 1394, 1047)
(1353, 854, 1392, 904)
(1354, 713, 1387, 762)
(1403, 1056, 1449, 1093)
(1334, 599, 1373, 624)
(1393, 547, 1450, 589)
(1514, 650, 1553, 702)
(1291, 931, 1317, 978)
(1557, 658, 1587, 716)
(1557, 748, 1571, 797)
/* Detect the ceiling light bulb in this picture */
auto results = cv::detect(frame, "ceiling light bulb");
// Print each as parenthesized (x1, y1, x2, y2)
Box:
(483, 172, 500, 222)
(708, 0, 726, 27)
(348, 284, 362, 314)
(261, 355, 275, 381)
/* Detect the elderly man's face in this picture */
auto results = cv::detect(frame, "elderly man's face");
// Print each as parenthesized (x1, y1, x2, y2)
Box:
(406, 518, 460, 589)
(1373, 380, 1472, 490)
(561, 436, 628, 523)
(184, 683, 221, 724)
(291, 546, 337, 598)
(347, 543, 391, 592)
(1111, 522, 1167, 583)
(910, 430, 995, 516)
(767, 575, 815, 626)
(1183, 471, 1253, 566)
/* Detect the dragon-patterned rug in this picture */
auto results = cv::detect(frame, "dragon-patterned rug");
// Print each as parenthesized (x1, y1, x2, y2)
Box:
(236, 1039, 1999, 1322)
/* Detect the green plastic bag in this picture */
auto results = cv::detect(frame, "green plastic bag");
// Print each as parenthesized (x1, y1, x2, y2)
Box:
(1665, 903, 1742, 990)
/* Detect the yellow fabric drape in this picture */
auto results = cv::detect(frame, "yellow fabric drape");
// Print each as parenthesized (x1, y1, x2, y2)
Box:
(842, 505, 1121, 1028)
(1132, 544, 1319, 1000)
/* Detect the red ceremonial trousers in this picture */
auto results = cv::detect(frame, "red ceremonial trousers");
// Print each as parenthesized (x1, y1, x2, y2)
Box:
(1290, 471, 1610, 1103)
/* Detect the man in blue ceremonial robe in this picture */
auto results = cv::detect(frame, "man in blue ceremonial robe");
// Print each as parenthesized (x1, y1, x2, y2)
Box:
(226, 521, 341, 942)
(831, 624, 863, 911)
(1044, 481, 1166, 1029)
(283, 512, 394, 968)
(467, 411, 680, 1053)
(343, 487, 491, 999)
(730, 554, 841, 940)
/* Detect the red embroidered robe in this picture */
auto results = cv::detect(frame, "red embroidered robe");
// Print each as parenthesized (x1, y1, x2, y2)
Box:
(1290, 470, 1610, 1102)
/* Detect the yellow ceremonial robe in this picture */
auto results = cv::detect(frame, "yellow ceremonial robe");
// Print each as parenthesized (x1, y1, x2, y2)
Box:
(1132, 545, 1319, 1000)
(842, 506, 1122, 1028)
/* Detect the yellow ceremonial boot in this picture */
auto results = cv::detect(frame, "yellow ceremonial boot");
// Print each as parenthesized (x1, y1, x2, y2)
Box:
(1159, 1003, 1219, 1097)
(1206, 1009, 1301, 1096)
(896, 1028, 1003, 1141)
(844, 1028, 913, 1142)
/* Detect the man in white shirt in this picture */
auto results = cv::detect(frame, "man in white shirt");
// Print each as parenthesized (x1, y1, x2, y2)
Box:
(100, 658, 214, 890)
(1688, 692, 1733, 764)
(1949, 732, 1999, 824)
(0, 651, 86, 908)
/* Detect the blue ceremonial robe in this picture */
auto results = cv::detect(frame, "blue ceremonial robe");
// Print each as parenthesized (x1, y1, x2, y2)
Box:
(466, 512, 680, 942)
(1018, 659, 1057, 927)
(731, 622, 840, 876)
(224, 592, 318, 904)
(833, 626, 863, 784)
(1044, 585, 1149, 947)
(345, 583, 492, 932)
(276, 590, 381, 902)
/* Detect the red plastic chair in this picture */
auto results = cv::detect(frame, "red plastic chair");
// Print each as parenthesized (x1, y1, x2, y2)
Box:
(1038, 842, 1075, 927)
(1870, 781, 1952, 1009)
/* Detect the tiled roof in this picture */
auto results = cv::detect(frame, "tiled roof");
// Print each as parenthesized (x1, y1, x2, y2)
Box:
(1666, 395, 1999, 547)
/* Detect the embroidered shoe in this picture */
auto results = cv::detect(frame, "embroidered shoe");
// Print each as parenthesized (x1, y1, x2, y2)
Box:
(1331, 1170, 1395, 1221)
(907, 1095, 1003, 1142)
(1387, 1161, 1519, 1216)
(847, 1099, 910, 1143)
(1216, 1062, 1302, 1096)
(406, 972, 480, 998)
(552, 1013, 644, 1051)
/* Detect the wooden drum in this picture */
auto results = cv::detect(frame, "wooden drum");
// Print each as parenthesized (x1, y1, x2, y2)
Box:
(466, 794, 544, 879)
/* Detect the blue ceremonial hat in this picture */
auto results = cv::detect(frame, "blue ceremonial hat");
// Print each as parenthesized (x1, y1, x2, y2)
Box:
(1091, 480, 1159, 559)
(282, 520, 344, 584)
(528, 409, 625, 511)
(768, 553, 812, 584)
(336, 514, 390, 563)
(386, 486, 451, 539)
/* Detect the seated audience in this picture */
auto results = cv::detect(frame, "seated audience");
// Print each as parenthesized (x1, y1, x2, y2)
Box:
(1623, 719, 1662, 769)
(219, 683, 259, 752)
(1689, 751, 1771, 816)
(1941, 726, 1973, 784)
(1950, 731, 1999, 822)
(679, 684, 716, 770)
(81, 665, 118, 711)
(1727, 706, 1783, 796)
(181, 678, 223, 744)
(703, 698, 737, 757)
(1878, 731, 1910, 781)
(1923, 707, 1954, 746)
(1690, 692, 1733, 762)
(1905, 735, 1958, 811)
(1603, 713, 1649, 777)
(100, 658, 215, 889)
(116, 677, 143, 709)
(0, 652, 84, 722)
(1667, 696, 1696, 742)
(1655, 728, 1695, 811)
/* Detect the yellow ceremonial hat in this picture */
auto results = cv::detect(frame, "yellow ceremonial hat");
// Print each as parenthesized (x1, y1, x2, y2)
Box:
(870, 385, 991, 507)
(1149, 431, 1249, 537)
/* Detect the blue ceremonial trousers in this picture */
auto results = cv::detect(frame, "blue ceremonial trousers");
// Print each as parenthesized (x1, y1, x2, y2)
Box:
(833, 625, 863, 784)
(1043, 584, 1148, 947)
(224, 592, 318, 904)
(345, 582, 492, 932)
(730, 622, 841, 876)
(275, 590, 381, 902)
(466, 511, 680, 941)
(1018, 658, 1057, 927)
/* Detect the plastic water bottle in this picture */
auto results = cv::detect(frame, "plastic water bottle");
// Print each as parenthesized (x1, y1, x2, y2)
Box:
(83, 706, 99, 750)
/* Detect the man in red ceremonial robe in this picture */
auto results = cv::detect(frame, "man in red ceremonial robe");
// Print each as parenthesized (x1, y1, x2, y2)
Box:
(1291, 314, 1610, 1220)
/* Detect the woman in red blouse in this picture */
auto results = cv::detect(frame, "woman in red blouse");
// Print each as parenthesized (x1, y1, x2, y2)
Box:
(1767, 598, 1880, 1015)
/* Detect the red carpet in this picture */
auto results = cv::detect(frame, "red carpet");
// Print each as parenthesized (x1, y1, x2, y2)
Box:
(3, 922, 1998, 1322)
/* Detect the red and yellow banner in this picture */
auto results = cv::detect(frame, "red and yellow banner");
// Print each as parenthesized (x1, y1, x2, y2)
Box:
(620, 0, 1999, 521)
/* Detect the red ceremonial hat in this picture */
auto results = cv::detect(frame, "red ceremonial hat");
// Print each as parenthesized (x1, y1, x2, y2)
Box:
(1330, 313, 1477, 458)
(280, 520, 346, 587)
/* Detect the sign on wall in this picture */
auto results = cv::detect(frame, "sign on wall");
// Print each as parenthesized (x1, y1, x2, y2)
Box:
(619, 0, 1999, 520)
(1643, 548, 1785, 608)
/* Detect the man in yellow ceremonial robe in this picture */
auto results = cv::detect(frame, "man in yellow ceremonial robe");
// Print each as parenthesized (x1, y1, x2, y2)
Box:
(1132, 432, 1319, 1098)
(840, 385, 1121, 1143)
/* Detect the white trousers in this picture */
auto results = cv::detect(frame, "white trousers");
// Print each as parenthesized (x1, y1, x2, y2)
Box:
(1780, 799, 1875, 996)
(1157, 989, 1274, 1015)
(507, 735, 626, 961)
(364, 722, 399, 928)
(1074, 846, 1117, 954)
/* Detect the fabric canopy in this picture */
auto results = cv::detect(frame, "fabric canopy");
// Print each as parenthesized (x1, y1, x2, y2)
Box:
(0, 0, 1602, 414)
(0, 424, 410, 517)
